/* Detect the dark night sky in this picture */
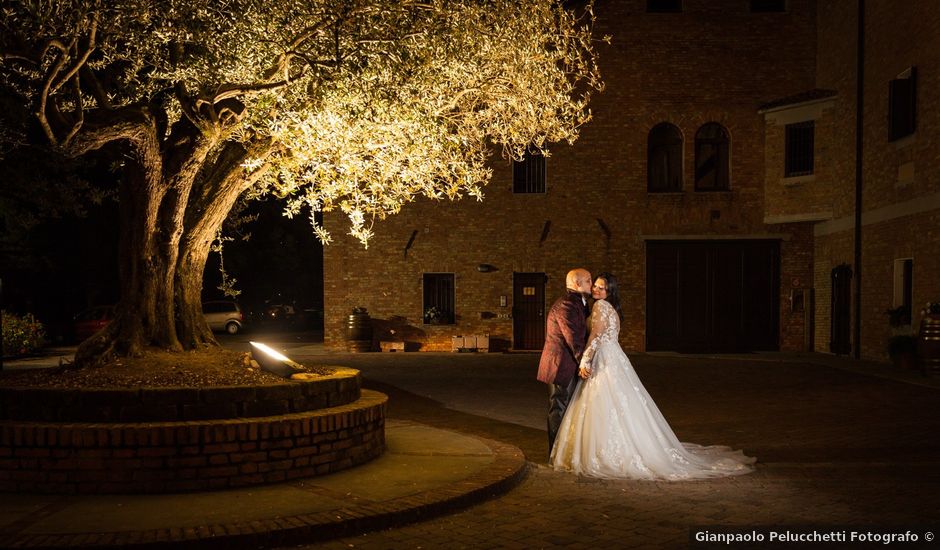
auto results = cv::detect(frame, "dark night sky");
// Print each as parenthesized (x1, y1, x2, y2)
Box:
(203, 199, 324, 314)
(1, 194, 323, 340)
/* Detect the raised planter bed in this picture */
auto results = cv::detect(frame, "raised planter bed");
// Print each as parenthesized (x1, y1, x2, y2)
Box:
(0, 368, 388, 494)
(0, 368, 362, 422)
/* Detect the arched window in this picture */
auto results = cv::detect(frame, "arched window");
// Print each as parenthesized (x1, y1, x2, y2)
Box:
(695, 123, 730, 191)
(647, 123, 683, 192)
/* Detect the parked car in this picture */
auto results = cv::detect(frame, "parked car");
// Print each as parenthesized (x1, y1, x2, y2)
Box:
(202, 301, 245, 334)
(264, 303, 295, 322)
(73, 305, 114, 342)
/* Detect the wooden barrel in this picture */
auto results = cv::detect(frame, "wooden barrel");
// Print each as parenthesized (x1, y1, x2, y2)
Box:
(346, 308, 373, 352)
(917, 315, 940, 376)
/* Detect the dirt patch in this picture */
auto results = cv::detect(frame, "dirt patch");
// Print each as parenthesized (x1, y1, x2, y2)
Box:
(0, 348, 335, 388)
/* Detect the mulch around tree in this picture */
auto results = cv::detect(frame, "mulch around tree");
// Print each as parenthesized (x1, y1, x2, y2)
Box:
(0, 348, 335, 389)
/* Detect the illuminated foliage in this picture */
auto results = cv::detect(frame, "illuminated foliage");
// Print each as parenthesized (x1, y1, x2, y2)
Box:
(2, 0, 602, 245)
(0, 0, 602, 358)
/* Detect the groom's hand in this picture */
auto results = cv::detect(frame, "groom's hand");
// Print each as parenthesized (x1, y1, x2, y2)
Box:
(579, 366, 591, 379)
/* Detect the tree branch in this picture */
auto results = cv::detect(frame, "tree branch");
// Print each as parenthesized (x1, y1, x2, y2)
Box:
(269, 16, 334, 79)
(1, 52, 38, 64)
(37, 39, 69, 145)
(184, 139, 273, 238)
(51, 10, 98, 95)
(61, 73, 85, 146)
(207, 73, 307, 105)
(174, 82, 202, 127)
(79, 64, 112, 109)
(62, 106, 159, 159)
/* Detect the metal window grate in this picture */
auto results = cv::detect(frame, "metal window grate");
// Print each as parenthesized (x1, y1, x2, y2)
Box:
(785, 121, 814, 177)
(512, 149, 546, 194)
(423, 273, 455, 324)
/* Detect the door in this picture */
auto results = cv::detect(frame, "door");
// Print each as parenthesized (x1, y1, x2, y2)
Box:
(513, 272, 545, 350)
(830, 264, 852, 355)
(647, 240, 780, 352)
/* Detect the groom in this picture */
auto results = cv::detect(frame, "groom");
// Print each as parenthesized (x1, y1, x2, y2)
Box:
(537, 268, 592, 457)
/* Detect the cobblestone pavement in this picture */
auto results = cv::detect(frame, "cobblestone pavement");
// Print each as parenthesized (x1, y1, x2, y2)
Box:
(274, 353, 940, 549)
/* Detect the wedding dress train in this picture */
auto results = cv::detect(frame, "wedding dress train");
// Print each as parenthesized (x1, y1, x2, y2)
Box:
(550, 299, 756, 480)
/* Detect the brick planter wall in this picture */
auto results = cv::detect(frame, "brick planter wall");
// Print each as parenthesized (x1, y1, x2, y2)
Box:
(0, 389, 387, 494)
(0, 367, 362, 423)
(0, 368, 388, 494)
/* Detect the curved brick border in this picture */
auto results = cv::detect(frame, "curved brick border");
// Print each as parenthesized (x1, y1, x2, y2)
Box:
(0, 368, 362, 422)
(0, 430, 527, 549)
(0, 390, 387, 494)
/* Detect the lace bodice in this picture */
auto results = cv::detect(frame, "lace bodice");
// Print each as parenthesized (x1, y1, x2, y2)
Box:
(580, 299, 620, 369)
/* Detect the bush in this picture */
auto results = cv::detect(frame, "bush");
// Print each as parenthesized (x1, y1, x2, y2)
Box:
(1, 310, 47, 357)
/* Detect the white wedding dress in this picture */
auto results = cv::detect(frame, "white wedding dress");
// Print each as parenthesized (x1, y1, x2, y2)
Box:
(550, 299, 756, 480)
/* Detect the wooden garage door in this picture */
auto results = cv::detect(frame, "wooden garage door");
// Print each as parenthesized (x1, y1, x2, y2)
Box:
(646, 240, 780, 352)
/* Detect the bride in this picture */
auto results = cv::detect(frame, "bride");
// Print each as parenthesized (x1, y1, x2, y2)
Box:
(550, 272, 756, 480)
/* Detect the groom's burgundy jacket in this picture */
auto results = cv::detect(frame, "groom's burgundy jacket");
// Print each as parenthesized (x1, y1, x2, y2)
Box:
(537, 290, 588, 386)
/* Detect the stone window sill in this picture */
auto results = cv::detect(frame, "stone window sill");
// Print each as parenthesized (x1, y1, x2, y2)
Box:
(892, 134, 915, 150)
(781, 174, 816, 187)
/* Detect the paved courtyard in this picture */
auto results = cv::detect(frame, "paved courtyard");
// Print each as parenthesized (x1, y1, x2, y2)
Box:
(270, 350, 940, 549)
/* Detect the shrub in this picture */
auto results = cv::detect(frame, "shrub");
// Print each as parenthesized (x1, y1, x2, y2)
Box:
(1, 310, 47, 357)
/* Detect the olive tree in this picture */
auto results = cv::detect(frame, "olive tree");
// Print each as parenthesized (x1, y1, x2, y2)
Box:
(0, 0, 602, 365)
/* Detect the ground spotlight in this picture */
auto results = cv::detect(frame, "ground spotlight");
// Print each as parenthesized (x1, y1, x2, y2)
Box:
(249, 341, 304, 378)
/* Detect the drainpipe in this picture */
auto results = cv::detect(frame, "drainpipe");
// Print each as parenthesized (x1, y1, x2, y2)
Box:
(853, 0, 865, 360)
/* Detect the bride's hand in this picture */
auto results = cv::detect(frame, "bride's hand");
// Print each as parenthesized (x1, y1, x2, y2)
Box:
(579, 366, 591, 379)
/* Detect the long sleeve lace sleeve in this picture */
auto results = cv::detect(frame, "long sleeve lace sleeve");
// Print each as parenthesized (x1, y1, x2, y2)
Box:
(579, 300, 616, 370)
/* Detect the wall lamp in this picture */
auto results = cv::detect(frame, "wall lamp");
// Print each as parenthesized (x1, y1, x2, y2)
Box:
(250, 341, 304, 378)
(477, 264, 497, 273)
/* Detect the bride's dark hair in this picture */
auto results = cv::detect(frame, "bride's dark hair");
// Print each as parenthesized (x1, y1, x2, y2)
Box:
(596, 272, 623, 320)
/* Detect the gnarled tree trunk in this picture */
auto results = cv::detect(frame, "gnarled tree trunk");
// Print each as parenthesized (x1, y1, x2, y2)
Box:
(71, 109, 232, 366)
(175, 141, 272, 350)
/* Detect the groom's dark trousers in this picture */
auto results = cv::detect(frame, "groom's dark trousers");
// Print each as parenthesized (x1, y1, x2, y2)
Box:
(537, 290, 588, 457)
(547, 376, 580, 452)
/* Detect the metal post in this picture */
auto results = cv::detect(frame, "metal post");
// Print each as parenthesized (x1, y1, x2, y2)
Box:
(1, 278, 4, 371)
(853, 0, 865, 360)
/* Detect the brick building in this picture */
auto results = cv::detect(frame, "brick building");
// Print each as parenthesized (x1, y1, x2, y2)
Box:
(323, 0, 939, 361)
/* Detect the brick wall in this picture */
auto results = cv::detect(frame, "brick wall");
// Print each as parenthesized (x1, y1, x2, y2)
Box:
(810, 0, 940, 360)
(0, 390, 386, 494)
(777, 223, 816, 351)
(762, 100, 838, 223)
(323, 0, 818, 353)
(805, 0, 859, 357)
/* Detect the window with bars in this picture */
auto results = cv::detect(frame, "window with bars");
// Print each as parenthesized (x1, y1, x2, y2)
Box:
(648, 122, 683, 192)
(647, 0, 682, 12)
(423, 273, 455, 324)
(784, 121, 814, 177)
(695, 123, 730, 191)
(512, 148, 546, 194)
(889, 67, 916, 141)
(750, 0, 786, 12)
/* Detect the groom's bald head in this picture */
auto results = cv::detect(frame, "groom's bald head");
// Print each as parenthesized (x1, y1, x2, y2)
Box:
(566, 268, 592, 294)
